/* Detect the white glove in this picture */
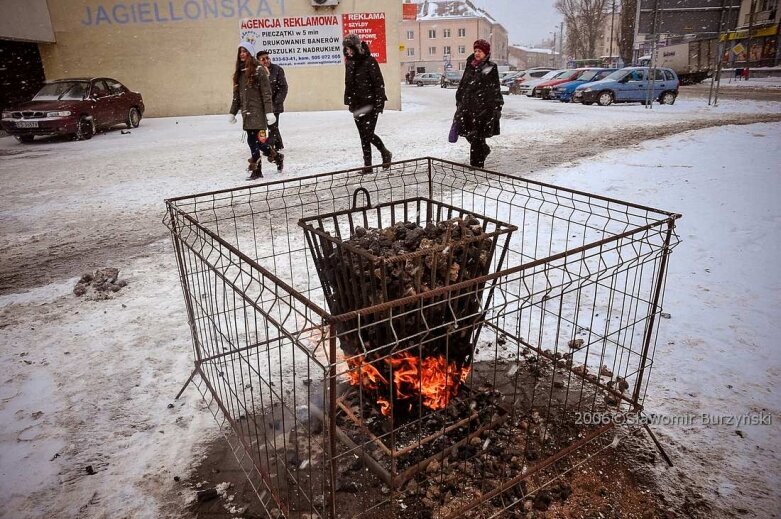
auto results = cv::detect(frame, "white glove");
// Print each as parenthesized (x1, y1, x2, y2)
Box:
(228, 114, 237, 124)
(267, 113, 276, 126)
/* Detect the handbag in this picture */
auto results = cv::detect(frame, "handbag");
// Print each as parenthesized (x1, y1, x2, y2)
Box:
(448, 117, 460, 143)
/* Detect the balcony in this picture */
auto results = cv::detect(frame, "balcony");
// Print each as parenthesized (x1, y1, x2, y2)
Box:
(744, 9, 777, 25)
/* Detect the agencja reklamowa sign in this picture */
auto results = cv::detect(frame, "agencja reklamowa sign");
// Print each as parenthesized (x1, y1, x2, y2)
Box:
(240, 13, 386, 67)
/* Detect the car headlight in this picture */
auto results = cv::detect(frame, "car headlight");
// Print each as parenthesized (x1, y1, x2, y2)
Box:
(46, 111, 72, 117)
(582, 88, 593, 93)
(2, 111, 12, 118)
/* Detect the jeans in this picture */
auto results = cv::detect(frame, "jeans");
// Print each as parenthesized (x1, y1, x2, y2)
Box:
(245, 129, 272, 162)
(353, 109, 385, 166)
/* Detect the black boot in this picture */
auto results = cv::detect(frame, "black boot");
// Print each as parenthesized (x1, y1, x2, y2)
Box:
(380, 147, 392, 170)
(247, 161, 262, 181)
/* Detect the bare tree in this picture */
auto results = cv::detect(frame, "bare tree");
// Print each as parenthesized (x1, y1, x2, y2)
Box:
(555, 0, 610, 59)
(618, 0, 637, 65)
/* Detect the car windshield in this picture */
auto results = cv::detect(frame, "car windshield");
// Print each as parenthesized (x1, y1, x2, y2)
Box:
(33, 81, 89, 101)
(576, 70, 600, 81)
(540, 70, 561, 80)
(554, 69, 576, 78)
(604, 69, 630, 81)
(595, 69, 614, 80)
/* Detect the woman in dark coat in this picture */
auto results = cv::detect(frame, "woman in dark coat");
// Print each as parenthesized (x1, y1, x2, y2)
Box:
(455, 39, 503, 168)
(343, 33, 392, 173)
(229, 41, 283, 180)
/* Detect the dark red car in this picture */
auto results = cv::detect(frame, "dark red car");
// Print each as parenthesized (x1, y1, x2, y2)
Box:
(1, 77, 144, 143)
(535, 69, 582, 99)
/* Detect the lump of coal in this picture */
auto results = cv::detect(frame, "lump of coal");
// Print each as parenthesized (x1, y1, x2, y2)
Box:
(73, 268, 128, 299)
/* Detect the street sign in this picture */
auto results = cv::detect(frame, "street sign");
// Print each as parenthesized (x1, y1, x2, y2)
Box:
(732, 43, 745, 55)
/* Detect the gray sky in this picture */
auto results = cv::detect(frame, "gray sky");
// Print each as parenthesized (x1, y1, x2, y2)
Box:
(470, 0, 562, 47)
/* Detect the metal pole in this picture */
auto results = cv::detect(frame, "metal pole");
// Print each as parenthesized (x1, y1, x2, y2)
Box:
(633, 0, 643, 64)
(715, 1, 739, 106)
(709, 0, 729, 106)
(609, 0, 616, 66)
(645, 0, 660, 109)
(745, 0, 756, 79)
(560, 21, 564, 67)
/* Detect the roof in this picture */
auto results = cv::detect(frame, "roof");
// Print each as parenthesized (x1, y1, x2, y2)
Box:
(510, 45, 560, 55)
(413, 0, 497, 24)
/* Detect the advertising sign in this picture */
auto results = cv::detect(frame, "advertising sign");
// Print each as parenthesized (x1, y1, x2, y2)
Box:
(240, 13, 387, 66)
(403, 3, 418, 21)
(342, 13, 387, 63)
(240, 16, 343, 67)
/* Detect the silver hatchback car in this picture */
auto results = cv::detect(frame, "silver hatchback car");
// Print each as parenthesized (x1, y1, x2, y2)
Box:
(415, 72, 443, 86)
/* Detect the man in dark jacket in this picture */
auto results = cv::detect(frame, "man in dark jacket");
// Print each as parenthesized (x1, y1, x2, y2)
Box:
(455, 39, 503, 168)
(257, 50, 288, 151)
(343, 33, 392, 173)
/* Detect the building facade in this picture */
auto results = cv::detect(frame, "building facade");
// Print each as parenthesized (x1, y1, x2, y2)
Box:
(725, 0, 780, 67)
(1, 0, 402, 116)
(508, 46, 560, 70)
(399, 0, 508, 80)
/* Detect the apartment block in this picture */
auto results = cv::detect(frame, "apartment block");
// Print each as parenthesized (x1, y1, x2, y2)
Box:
(400, 0, 509, 81)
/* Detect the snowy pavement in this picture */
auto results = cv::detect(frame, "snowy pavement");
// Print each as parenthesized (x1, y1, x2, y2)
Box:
(0, 86, 780, 518)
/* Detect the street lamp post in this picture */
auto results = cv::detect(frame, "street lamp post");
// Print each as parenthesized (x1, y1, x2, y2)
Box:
(609, 0, 616, 67)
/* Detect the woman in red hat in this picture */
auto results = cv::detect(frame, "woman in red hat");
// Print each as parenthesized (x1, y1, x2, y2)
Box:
(455, 39, 503, 168)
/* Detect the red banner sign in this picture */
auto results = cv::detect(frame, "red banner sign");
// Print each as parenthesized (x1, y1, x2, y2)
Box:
(342, 13, 387, 64)
(403, 3, 418, 21)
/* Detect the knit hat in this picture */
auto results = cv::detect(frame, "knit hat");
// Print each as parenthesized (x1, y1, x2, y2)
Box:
(473, 39, 491, 55)
(238, 41, 255, 57)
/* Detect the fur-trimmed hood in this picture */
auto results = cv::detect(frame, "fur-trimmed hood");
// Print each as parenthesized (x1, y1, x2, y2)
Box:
(343, 34, 370, 58)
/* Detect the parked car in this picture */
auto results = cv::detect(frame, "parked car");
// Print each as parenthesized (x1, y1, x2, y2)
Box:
(509, 68, 553, 94)
(1, 78, 144, 143)
(551, 68, 616, 102)
(535, 69, 582, 99)
(572, 67, 679, 106)
(415, 72, 443, 86)
(516, 70, 567, 97)
(441, 70, 464, 88)
(500, 71, 523, 86)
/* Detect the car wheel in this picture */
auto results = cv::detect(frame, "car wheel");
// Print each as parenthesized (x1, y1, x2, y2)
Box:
(597, 91, 614, 106)
(75, 115, 94, 140)
(126, 107, 141, 128)
(416, 81, 423, 87)
(15, 135, 34, 143)
(582, 101, 594, 106)
(660, 91, 677, 105)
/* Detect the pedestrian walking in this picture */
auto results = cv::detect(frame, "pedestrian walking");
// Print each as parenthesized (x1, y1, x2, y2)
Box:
(454, 39, 503, 168)
(342, 33, 392, 173)
(229, 41, 283, 180)
(256, 49, 288, 151)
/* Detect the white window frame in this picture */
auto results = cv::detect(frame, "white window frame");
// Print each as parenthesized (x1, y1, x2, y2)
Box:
(458, 45, 466, 54)
(458, 28, 466, 37)
(444, 46, 451, 55)
(443, 29, 451, 38)
(407, 30, 414, 40)
(428, 29, 436, 38)
(407, 48, 415, 56)
(429, 46, 437, 55)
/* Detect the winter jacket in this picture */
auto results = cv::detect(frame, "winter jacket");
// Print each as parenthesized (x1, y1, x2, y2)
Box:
(343, 38, 387, 114)
(230, 59, 274, 130)
(266, 63, 288, 113)
(455, 54, 503, 139)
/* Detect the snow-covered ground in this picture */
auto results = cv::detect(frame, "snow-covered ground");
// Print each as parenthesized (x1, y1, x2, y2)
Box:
(0, 85, 779, 518)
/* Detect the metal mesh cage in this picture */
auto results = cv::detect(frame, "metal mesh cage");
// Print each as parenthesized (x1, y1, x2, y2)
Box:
(165, 157, 680, 519)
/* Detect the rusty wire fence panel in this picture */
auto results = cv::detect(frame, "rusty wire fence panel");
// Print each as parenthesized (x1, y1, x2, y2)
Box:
(165, 157, 680, 518)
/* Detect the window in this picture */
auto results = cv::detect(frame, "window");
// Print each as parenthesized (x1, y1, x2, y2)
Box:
(428, 29, 436, 38)
(663, 70, 675, 81)
(91, 80, 109, 97)
(444, 46, 451, 55)
(458, 45, 466, 54)
(407, 48, 415, 57)
(458, 28, 466, 37)
(406, 30, 414, 40)
(443, 29, 451, 38)
(105, 79, 124, 95)
(651, 69, 664, 80)
(429, 46, 437, 55)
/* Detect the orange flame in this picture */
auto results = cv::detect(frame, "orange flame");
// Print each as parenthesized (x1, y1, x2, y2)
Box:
(346, 352, 471, 416)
